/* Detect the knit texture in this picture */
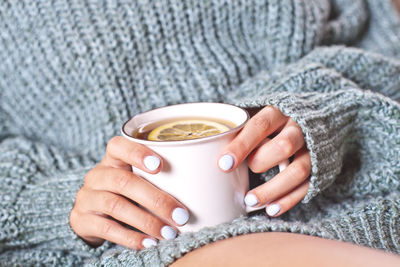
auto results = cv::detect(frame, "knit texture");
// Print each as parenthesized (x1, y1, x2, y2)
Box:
(0, 0, 399, 266)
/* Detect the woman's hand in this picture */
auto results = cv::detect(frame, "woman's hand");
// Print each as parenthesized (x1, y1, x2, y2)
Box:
(218, 106, 311, 217)
(70, 136, 190, 249)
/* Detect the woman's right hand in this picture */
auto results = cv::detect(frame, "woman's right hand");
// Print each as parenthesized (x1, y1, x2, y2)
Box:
(69, 136, 190, 249)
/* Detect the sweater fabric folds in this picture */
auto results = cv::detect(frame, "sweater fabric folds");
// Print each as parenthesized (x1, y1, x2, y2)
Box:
(0, 0, 399, 266)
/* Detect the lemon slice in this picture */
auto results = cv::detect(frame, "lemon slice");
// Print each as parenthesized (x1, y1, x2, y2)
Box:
(147, 119, 230, 141)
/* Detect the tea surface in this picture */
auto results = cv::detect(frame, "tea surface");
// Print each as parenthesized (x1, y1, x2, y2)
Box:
(133, 117, 236, 141)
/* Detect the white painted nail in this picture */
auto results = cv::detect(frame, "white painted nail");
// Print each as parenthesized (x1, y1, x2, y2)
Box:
(244, 194, 258, 207)
(172, 208, 189, 225)
(218, 154, 234, 171)
(161, 226, 176, 240)
(144, 156, 160, 171)
(278, 159, 290, 172)
(142, 238, 157, 248)
(267, 203, 281, 217)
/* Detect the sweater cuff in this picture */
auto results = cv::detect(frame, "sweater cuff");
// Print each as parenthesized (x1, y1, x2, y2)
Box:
(230, 89, 361, 202)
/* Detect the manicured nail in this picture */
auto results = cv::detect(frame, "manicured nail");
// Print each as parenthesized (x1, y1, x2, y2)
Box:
(267, 203, 281, 217)
(244, 194, 258, 207)
(218, 154, 234, 171)
(278, 160, 289, 172)
(161, 226, 176, 240)
(172, 207, 189, 225)
(144, 156, 160, 171)
(142, 238, 157, 248)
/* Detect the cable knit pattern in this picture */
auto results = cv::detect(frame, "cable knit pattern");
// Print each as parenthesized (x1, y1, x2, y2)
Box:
(0, 0, 399, 266)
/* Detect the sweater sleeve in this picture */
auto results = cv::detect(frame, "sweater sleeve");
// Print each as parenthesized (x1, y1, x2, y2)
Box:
(0, 137, 111, 266)
(227, 46, 400, 202)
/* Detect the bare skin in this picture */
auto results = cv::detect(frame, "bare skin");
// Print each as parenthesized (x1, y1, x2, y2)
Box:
(219, 106, 311, 217)
(173, 5, 400, 263)
(69, 0, 400, 260)
(171, 4, 400, 262)
(70, 106, 311, 249)
(172, 232, 400, 267)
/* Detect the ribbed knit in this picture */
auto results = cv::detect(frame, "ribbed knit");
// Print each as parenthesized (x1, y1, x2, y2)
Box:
(0, 0, 399, 266)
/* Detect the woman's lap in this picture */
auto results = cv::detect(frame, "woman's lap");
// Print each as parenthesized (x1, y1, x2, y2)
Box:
(172, 232, 400, 267)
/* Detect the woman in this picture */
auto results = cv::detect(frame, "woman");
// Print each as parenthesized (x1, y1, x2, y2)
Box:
(0, 0, 399, 266)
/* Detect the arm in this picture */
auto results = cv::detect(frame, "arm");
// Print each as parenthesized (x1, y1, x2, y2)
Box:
(226, 46, 400, 204)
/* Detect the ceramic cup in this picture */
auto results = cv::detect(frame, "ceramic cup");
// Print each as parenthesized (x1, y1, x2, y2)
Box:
(122, 102, 288, 232)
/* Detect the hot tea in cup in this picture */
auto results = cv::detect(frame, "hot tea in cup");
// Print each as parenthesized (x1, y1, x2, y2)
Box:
(133, 117, 236, 141)
(122, 103, 288, 232)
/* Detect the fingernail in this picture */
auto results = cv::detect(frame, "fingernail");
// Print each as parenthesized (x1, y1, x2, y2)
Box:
(218, 154, 234, 171)
(267, 203, 281, 217)
(161, 225, 176, 240)
(142, 238, 157, 248)
(144, 156, 160, 171)
(172, 207, 189, 225)
(244, 194, 258, 207)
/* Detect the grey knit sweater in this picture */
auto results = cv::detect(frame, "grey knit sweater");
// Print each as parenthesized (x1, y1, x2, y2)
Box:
(0, 0, 399, 266)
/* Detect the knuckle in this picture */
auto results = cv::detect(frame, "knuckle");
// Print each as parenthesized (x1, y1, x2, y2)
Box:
(106, 136, 121, 155)
(125, 234, 140, 249)
(295, 162, 310, 179)
(127, 146, 141, 162)
(113, 172, 131, 190)
(288, 118, 301, 129)
(84, 168, 97, 187)
(287, 124, 302, 136)
(276, 138, 294, 157)
(99, 221, 113, 236)
(235, 136, 251, 152)
(253, 113, 271, 132)
(142, 215, 157, 233)
(74, 189, 85, 206)
(104, 195, 123, 215)
(152, 193, 168, 211)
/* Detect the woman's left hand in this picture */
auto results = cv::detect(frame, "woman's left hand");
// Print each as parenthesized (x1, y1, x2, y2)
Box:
(218, 106, 311, 217)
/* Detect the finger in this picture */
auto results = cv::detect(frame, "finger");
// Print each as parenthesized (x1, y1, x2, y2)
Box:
(247, 137, 290, 172)
(84, 167, 190, 227)
(71, 212, 157, 249)
(218, 106, 288, 172)
(76, 189, 178, 241)
(265, 178, 310, 217)
(248, 119, 305, 173)
(244, 146, 310, 207)
(102, 136, 162, 173)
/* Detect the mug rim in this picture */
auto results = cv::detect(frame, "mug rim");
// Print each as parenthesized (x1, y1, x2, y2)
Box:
(121, 102, 250, 146)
